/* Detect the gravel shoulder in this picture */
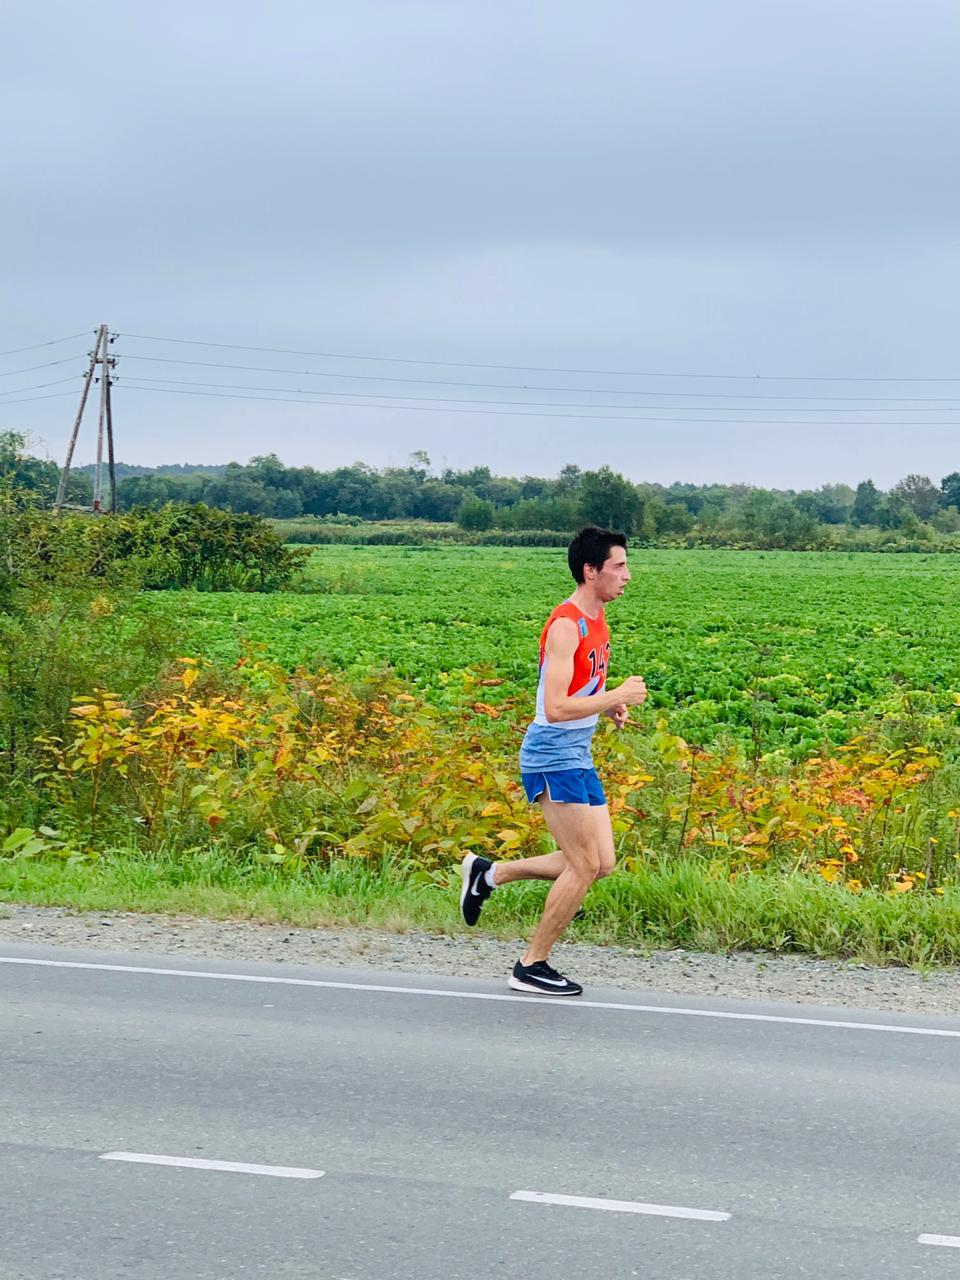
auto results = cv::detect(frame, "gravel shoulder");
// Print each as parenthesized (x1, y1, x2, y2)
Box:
(3, 900, 960, 1016)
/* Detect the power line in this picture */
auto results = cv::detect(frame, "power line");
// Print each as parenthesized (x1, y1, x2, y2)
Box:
(0, 375, 83, 398)
(117, 330, 960, 384)
(0, 330, 92, 358)
(120, 374, 960, 414)
(0, 354, 90, 379)
(118, 383, 960, 426)
(0, 390, 82, 407)
(116, 353, 960, 403)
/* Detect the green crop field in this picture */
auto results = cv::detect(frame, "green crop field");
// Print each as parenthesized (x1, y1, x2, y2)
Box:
(137, 546, 960, 755)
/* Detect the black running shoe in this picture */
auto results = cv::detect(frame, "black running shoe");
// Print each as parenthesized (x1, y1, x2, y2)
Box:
(508, 959, 583, 997)
(460, 853, 494, 926)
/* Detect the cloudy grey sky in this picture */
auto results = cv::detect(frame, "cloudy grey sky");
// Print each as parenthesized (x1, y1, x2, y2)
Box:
(3, 0, 958, 488)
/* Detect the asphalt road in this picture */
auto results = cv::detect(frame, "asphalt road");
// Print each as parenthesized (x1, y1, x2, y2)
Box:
(3, 942, 960, 1280)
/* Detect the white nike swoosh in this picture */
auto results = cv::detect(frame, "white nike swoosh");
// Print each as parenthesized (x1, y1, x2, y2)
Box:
(528, 974, 568, 986)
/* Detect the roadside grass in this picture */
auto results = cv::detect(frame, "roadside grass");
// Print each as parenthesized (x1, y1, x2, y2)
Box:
(3, 851, 960, 970)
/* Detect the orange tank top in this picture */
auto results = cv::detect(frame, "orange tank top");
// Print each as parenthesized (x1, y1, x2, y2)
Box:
(533, 600, 610, 727)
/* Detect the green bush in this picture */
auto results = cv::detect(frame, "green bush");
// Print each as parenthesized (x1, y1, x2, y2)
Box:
(457, 495, 495, 531)
(0, 496, 309, 833)
(18, 503, 308, 591)
(0, 487, 180, 831)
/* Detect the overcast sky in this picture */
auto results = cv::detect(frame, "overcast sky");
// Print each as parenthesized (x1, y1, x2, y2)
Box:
(3, 0, 959, 488)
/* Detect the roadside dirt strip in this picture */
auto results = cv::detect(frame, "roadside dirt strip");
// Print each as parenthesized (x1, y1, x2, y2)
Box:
(3, 900, 960, 1015)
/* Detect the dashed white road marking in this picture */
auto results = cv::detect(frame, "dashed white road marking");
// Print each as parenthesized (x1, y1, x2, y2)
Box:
(3, 955, 960, 1039)
(511, 1190, 730, 1221)
(919, 1234, 960, 1248)
(100, 1152, 324, 1179)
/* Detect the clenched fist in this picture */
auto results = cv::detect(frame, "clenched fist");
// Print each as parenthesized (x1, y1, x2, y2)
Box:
(614, 675, 647, 707)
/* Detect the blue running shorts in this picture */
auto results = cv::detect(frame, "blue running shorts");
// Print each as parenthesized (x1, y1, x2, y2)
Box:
(521, 767, 607, 807)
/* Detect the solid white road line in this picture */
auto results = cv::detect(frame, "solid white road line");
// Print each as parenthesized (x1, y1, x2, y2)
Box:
(100, 1152, 324, 1179)
(918, 1234, 960, 1248)
(3, 955, 960, 1039)
(510, 1190, 730, 1221)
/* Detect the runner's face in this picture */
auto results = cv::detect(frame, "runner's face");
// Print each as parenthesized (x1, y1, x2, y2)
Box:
(590, 547, 631, 600)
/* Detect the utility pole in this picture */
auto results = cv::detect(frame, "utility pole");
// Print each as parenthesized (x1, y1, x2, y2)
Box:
(92, 328, 107, 512)
(105, 367, 116, 513)
(55, 325, 117, 512)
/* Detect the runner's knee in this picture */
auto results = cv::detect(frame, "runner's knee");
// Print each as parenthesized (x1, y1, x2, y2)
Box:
(569, 849, 606, 885)
(565, 855, 599, 889)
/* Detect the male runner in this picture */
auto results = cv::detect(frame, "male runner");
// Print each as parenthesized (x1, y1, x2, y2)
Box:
(460, 525, 647, 996)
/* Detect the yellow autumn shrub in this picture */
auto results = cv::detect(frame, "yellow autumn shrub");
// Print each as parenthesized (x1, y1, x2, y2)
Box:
(38, 658, 952, 891)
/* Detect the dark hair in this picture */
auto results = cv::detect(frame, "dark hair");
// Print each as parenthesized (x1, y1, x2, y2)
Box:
(567, 526, 628, 583)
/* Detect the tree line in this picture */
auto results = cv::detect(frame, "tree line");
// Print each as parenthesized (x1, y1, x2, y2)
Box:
(5, 432, 960, 548)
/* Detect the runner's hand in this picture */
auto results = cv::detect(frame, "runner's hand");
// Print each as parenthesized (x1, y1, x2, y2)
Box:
(608, 701, 629, 729)
(614, 676, 647, 707)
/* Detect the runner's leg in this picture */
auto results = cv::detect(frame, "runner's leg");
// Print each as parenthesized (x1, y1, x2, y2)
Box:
(492, 849, 566, 884)
(521, 799, 615, 965)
